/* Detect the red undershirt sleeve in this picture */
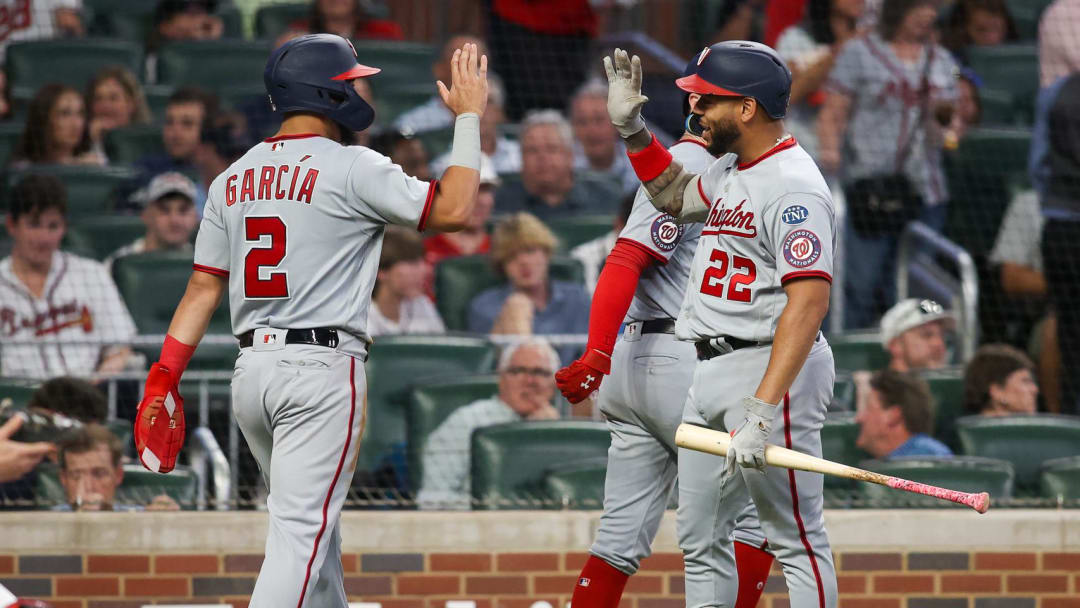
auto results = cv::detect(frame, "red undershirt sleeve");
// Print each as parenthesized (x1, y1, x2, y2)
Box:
(586, 239, 657, 354)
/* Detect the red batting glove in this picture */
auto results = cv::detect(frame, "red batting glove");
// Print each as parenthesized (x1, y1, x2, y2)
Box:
(134, 363, 186, 474)
(555, 349, 612, 404)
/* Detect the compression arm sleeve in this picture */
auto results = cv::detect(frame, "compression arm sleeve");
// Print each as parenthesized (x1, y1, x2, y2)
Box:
(586, 239, 658, 354)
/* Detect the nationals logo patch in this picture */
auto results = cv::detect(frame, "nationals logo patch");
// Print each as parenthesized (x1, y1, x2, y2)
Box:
(783, 229, 821, 268)
(650, 214, 684, 252)
(781, 204, 809, 225)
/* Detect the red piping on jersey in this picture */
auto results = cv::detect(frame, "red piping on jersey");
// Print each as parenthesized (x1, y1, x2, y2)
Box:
(264, 133, 321, 143)
(417, 180, 438, 232)
(737, 138, 797, 171)
(676, 136, 708, 149)
(784, 393, 827, 608)
(696, 176, 712, 208)
(781, 270, 833, 285)
(193, 264, 229, 277)
(298, 358, 357, 607)
(616, 236, 668, 265)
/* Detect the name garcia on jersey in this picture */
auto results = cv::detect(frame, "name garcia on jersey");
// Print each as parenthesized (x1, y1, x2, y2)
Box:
(225, 163, 321, 206)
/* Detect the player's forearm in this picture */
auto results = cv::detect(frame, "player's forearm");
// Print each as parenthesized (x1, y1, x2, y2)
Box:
(166, 271, 227, 346)
(623, 127, 692, 216)
(754, 282, 830, 404)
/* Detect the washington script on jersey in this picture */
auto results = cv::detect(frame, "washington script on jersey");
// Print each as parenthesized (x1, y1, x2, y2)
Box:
(224, 163, 321, 206)
(703, 198, 757, 238)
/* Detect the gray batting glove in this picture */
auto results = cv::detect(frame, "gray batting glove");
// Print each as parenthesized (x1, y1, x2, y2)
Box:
(725, 396, 778, 475)
(602, 48, 648, 138)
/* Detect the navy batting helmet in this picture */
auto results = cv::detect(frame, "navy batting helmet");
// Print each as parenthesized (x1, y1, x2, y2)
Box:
(676, 41, 792, 119)
(264, 34, 380, 132)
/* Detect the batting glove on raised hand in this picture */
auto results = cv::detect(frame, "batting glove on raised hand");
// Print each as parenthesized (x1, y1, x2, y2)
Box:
(603, 48, 649, 138)
(134, 363, 186, 474)
(725, 396, 778, 475)
(554, 349, 612, 404)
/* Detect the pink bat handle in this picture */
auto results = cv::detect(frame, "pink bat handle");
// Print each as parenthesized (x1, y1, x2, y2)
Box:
(886, 477, 990, 513)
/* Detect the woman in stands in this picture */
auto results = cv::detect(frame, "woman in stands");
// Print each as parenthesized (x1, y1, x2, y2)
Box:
(963, 343, 1040, 416)
(85, 66, 152, 160)
(12, 83, 104, 167)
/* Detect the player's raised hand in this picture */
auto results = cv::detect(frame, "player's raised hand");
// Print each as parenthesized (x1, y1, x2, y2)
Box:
(437, 42, 488, 117)
(603, 48, 648, 138)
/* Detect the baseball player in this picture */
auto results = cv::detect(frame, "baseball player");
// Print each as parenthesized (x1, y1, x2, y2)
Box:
(132, 34, 488, 607)
(603, 42, 838, 607)
(555, 61, 774, 608)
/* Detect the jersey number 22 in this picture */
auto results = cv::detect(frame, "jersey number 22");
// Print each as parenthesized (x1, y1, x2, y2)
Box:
(699, 248, 756, 302)
(244, 216, 289, 299)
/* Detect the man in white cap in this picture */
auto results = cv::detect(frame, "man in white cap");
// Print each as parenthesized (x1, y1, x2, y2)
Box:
(879, 298, 955, 373)
(106, 172, 200, 270)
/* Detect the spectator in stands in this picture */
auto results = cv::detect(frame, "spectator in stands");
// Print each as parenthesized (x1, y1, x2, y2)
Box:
(276, 0, 404, 46)
(855, 368, 952, 459)
(942, 0, 1018, 66)
(430, 74, 521, 175)
(54, 424, 179, 511)
(27, 376, 108, 423)
(416, 338, 560, 509)
(495, 110, 618, 220)
(369, 227, 445, 337)
(880, 298, 954, 373)
(85, 66, 152, 159)
(468, 213, 590, 362)
(818, 0, 959, 328)
(0, 417, 53, 485)
(0, 0, 84, 61)
(944, 68, 982, 149)
(393, 35, 489, 134)
(569, 79, 637, 195)
(11, 83, 104, 167)
(571, 192, 634, 295)
(709, 0, 769, 46)
(370, 129, 431, 181)
(963, 343, 1040, 416)
(136, 87, 217, 211)
(147, 0, 223, 56)
(774, 0, 865, 159)
(192, 110, 251, 201)
(1038, 0, 1080, 87)
(424, 155, 498, 297)
(0, 175, 137, 380)
(105, 172, 199, 269)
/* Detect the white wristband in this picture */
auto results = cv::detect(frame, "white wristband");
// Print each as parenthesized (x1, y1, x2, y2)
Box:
(447, 112, 481, 171)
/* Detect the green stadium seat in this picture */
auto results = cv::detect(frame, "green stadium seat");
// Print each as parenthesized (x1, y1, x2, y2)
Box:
(157, 40, 271, 92)
(254, 2, 310, 41)
(217, 4, 245, 39)
(64, 215, 145, 261)
(978, 88, 1022, 126)
(406, 375, 499, 493)
(36, 463, 199, 509)
(359, 336, 498, 478)
(375, 82, 438, 125)
(821, 413, 870, 489)
(415, 127, 454, 159)
(1040, 456, 1080, 501)
(576, 169, 625, 206)
(471, 420, 611, 509)
(956, 414, 1080, 492)
(1004, 0, 1054, 41)
(919, 368, 965, 450)
(6, 39, 143, 102)
(831, 374, 855, 411)
(965, 45, 1038, 123)
(951, 127, 1032, 180)
(3, 166, 138, 218)
(435, 255, 585, 331)
(104, 124, 164, 166)
(144, 85, 176, 122)
(542, 460, 608, 510)
(106, 419, 133, 456)
(354, 41, 436, 87)
(548, 216, 616, 252)
(826, 332, 888, 372)
(85, 0, 156, 40)
(0, 377, 39, 409)
(858, 456, 1014, 507)
(0, 122, 25, 168)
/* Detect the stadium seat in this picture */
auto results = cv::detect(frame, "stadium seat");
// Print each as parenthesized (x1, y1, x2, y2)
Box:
(352, 40, 436, 87)
(1006, 0, 1054, 40)
(217, 3, 245, 39)
(415, 127, 454, 159)
(950, 127, 1032, 184)
(858, 456, 1014, 507)
(965, 45, 1039, 123)
(5, 39, 142, 102)
(1040, 456, 1080, 502)
(3, 166, 138, 218)
(106, 419, 134, 456)
(406, 374, 499, 492)
(826, 332, 888, 372)
(157, 40, 271, 93)
(84, 0, 156, 40)
(358, 335, 498, 479)
(956, 414, 1080, 492)
(978, 88, 1022, 126)
(0, 378, 39, 409)
(548, 216, 617, 252)
(831, 374, 855, 411)
(0, 122, 25, 168)
(541, 460, 608, 510)
(104, 124, 164, 166)
(254, 2, 311, 41)
(64, 215, 145, 261)
(144, 85, 176, 122)
(470, 420, 610, 509)
(919, 369, 965, 450)
(375, 82, 438, 125)
(576, 169, 625, 206)
(821, 413, 870, 489)
(36, 463, 199, 509)
(435, 255, 586, 331)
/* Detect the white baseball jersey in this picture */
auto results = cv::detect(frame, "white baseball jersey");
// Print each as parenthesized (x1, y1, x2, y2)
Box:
(0, 251, 136, 379)
(193, 134, 437, 359)
(675, 138, 835, 342)
(619, 138, 724, 321)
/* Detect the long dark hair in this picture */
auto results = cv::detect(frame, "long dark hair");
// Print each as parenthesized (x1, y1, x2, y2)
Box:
(309, 0, 371, 35)
(13, 83, 92, 164)
(807, 0, 840, 45)
(878, 0, 936, 41)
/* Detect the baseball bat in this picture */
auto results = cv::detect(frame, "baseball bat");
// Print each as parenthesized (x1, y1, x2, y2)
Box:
(674, 423, 990, 514)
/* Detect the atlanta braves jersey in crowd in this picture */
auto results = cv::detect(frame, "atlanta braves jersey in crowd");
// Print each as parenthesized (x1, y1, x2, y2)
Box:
(619, 138, 723, 321)
(0, 251, 137, 379)
(675, 138, 835, 343)
(193, 133, 436, 359)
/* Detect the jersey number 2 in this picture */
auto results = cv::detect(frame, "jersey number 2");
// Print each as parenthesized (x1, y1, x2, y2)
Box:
(244, 216, 289, 298)
(699, 248, 756, 302)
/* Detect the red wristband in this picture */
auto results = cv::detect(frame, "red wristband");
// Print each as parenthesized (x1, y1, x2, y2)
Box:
(626, 133, 673, 182)
(159, 334, 196, 380)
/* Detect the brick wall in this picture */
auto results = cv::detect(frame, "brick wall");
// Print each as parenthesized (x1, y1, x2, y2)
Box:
(3, 550, 1080, 608)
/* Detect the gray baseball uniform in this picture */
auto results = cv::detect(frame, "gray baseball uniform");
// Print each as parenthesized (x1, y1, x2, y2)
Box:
(193, 132, 437, 607)
(676, 138, 838, 608)
(589, 139, 767, 578)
